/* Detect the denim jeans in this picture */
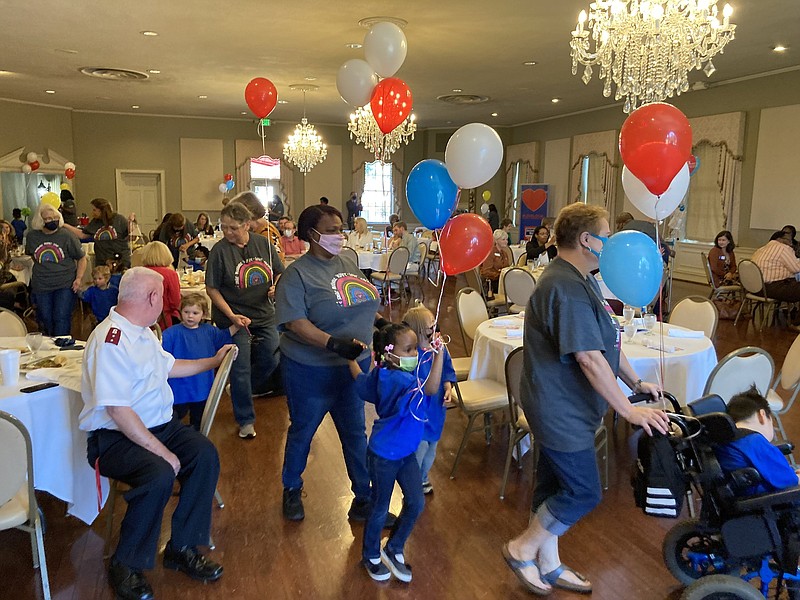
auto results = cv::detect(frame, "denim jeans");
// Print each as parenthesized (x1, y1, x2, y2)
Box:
(230, 323, 280, 426)
(33, 287, 75, 336)
(363, 449, 424, 561)
(281, 355, 371, 499)
(531, 445, 602, 536)
(415, 440, 438, 484)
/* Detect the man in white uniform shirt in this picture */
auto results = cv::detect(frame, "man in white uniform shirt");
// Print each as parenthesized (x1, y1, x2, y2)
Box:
(79, 267, 235, 600)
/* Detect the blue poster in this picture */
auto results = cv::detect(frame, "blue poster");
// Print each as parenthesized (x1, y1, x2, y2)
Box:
(519, 184, 549, 241)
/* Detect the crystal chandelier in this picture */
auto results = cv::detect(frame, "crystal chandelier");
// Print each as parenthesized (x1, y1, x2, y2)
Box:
(348, 104, 416, 162)
(283, 86, 327, 174)
(570, 0, 736, 113)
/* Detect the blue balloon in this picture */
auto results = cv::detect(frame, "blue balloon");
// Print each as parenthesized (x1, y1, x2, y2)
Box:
(406, 159, 458, 229)
(225, 179, 235, 191)
(599, 230, 663, 309)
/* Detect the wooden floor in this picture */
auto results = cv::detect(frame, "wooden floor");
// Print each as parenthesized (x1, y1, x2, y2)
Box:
(4, 278, 800, 600)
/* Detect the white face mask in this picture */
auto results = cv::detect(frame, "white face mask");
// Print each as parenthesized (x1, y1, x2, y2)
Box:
(284, 229, 294, 238)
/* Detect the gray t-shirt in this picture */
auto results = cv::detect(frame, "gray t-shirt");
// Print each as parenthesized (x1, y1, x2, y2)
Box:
(205, 234, 284, 328)
(400, 232, 421, 263)
(83, 214, 130, 266)
(520, 257, 621, 452)
(158, 221, 198, 267)
(275, 252, 380, 367)
(26, 228, 85, 293)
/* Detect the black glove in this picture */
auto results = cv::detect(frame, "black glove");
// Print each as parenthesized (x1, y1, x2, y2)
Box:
(326, 337, 363, 360)
(374, 317, 390, 330)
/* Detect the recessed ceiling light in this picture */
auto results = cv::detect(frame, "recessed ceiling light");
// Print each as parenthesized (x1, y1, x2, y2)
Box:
(96, 96, 111, 100)
(55, 48, 79, 54)
(131, 105, 140, 109)
(452, 88, 463, 93)
(304, 76, 317, 81)
(523, 61, 537, 66)
(278, 100, 289, 105)
(141, 31, 159, 37)
(198, 95, 208, 99)
(345, 43, 362, 49)
(147, 69, 161, 74)
(551, 97, 560, 103)
(491, 112, 498, 117)
(0, 70, 13, 76)
(45, 90, 56, 94)
(773, 45, 788, 53)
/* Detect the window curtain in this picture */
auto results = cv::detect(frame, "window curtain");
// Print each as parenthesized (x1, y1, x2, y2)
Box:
(351, 146, 404, 220)
(505, 142, 538, 222)
(570, 131, 619, 209)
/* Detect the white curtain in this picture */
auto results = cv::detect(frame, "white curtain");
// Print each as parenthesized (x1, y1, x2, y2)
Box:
(571, 152, 618, 208)
(505, 142, 538, 222)
(351, 146, 404, 222)
(685, 141, 741, 241)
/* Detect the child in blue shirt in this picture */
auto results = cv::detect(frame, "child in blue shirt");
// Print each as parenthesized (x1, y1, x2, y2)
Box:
(79, 265, 119, 322)
(163, 292, 238, 429)
(349, 321, 444, 583)
(11, 208, 26, 244)
(715, 385, 799, 496)
(403, 305, 457, 495)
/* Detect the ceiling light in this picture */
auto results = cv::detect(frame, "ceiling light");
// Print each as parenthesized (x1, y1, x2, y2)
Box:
(523, 61, 537, 66)
(773, 45, 788, 53)
(147, 69, 161, 74)
(45, 90, 56, 94)
(284, 85, 327, 174)
(55, 48, 79, 54)
(452, 88, 462, 93)
(278, 100, 289, 105)
(345, 43, 363, 49)
(491, 112, 498, 117)
(141, 31, 159, 37)
(348, 105, 416, 162)
(131, 105, 140, 109)
(551, 98, 560, 103)
(304, 76, 317, 81)
(198, 95, 208, 99)
(0, 70, 13, 76)
(240, 111, 247, 115)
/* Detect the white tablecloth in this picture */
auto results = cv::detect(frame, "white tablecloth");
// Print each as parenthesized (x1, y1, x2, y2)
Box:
(10, 255, 33, 285)
(197, 235, 222, 251)
(469, 318, 717, 404)
(357, 251, 389, 272)
(180, 282, 211, 307)
(0, 336, 108, 525)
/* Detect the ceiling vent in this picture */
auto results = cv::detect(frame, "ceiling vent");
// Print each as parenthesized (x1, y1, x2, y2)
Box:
(437, 94, 490, 105)
(79, 67, 149, 81)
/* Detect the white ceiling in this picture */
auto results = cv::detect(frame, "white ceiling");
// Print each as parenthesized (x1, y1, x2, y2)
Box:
(0, 0, 798, 128)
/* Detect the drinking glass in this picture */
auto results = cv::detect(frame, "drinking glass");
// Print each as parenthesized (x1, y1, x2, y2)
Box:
(622, 305, 636, 325)
(643, 313, 657, 336)
(623, 323, 636, 343)
(26, 332, 43, 359)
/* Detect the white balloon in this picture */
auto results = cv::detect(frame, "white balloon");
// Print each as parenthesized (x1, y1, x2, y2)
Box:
(622, 164, 690, 220)
(445, 123, 504, 190)
(336, 59, 378, 107)
(364, 22, 407, 78)
(65, 161, 76, 170)
(480, 203, 490, 215)
(218, 183, 228, 193)
(26, 151, 37, 163)
(21, 164, 32, 174)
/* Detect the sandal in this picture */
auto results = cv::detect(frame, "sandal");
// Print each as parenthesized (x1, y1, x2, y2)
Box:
(541, 564, 592, 594)
(501, 544, 552, 596)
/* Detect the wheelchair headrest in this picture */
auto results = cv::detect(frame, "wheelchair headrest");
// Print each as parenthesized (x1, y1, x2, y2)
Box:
(697, 412, 737, 444)
(687, 393, 726, 416)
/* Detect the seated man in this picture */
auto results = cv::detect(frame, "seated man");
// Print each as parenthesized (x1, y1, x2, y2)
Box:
(79, 267, 235, 600)
(715, 385, 799, 496)
(389, 221, 421, 271)
(751, 231, 800, 321)
(280, 219, 306, 258)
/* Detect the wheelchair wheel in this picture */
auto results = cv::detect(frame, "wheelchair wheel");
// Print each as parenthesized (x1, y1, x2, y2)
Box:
(664, 519, 729, 586)
(680, 574, 764, 600)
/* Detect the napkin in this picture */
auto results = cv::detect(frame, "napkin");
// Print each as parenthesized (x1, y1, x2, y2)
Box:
(505, 329, 523, 339)
(490, 319, 520, 328)
(643, 339, 680, 353)
(666, 328, 704, 339)
(25, 358, 83, 393)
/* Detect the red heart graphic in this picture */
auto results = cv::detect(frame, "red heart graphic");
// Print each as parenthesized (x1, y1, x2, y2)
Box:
(522, 188, 547, 212)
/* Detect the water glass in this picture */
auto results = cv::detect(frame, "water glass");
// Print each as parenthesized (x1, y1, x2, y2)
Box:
(622, 305, 636, 325)
(643, 313, 657, 336)
(623, 323, 636, 343)
(25, 332, 43, 358)
(0, 349, 20, 386)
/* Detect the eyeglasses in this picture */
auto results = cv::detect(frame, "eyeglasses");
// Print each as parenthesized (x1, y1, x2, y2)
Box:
(220, 223, 245, 232)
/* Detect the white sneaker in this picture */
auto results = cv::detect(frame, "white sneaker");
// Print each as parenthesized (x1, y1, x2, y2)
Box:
(238, 423, 256, 439)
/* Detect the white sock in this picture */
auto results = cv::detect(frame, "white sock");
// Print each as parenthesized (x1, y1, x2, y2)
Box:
(369, 558, 381, 565)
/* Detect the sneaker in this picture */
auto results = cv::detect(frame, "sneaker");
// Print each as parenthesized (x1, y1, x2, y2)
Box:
(348, 498, 397, 528)
(381, 547, 412, 582)
(362, 557, 391, 581)
(108, 557, 154, 600)
(162, 542, 223, 582)
(422, 481, 434, 495)
(282, 488, 305, 521)
(238, 423, 256, 439)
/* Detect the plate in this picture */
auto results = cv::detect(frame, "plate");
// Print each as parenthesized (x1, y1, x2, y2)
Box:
(21, 355, 67, 371)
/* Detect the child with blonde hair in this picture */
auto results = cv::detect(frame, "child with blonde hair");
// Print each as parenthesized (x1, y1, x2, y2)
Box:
(79, 265, 119, 321)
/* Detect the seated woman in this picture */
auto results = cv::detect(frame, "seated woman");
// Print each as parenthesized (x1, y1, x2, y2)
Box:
(708, 230, 738, 287)
(480, 229, 511, 294)
(526, 225, 557, 263)
(195, 212, 216, 236)
(141, 241, 181, 330)
(348, 217, 372, 250)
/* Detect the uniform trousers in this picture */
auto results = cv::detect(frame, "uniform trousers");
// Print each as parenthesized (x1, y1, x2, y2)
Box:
(88, 417, 220, 570)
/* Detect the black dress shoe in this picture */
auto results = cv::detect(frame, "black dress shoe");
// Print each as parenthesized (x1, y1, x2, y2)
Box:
(162, 542, 223, 582)
(108, 558, 154, 600)
(348, 497, 397, 528)
(282, 488, 305, 521)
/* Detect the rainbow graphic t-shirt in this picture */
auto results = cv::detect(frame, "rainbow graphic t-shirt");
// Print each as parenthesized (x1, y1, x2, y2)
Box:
(331, 273, 379, 308)
(234, 259, 273, 289)
(93, 226, 118, 241)
(25, 229, 83, 294)
(33, 241, 65, 264)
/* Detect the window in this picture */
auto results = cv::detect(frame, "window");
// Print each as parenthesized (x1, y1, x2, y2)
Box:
(249, 155, 281, 210)
(511, 161, 520, 226)
(361, 160, 393, 223)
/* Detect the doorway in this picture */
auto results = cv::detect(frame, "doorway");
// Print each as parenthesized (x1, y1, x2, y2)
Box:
(115, 170, 165, 238)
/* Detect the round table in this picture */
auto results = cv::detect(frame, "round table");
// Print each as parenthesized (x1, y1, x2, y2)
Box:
(356, 250, 389, 272)
(197, 235, 222, 251)
(10, 255, 33, 285)
(469, 317, 717, 404)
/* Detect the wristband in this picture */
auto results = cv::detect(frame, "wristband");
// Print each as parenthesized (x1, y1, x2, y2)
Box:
(633, 378, 643, 391)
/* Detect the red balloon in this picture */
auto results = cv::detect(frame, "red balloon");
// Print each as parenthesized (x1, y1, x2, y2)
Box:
(29, 161, 40, 171)
(522, 188, 547, 213)
(370, 77, 413, 135)
(438, 213, 493, 276)
(244, 78, 278, 119)
(65, 168, 75, 180)
(224, 173, 233, 182)
(619, 102, 692, 197)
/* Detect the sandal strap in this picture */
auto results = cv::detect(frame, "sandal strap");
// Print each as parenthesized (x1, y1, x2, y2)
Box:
(542, 564, 589, 585)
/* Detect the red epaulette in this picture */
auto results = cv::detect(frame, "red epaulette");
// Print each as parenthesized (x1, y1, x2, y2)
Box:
(105, 327, 122, 345)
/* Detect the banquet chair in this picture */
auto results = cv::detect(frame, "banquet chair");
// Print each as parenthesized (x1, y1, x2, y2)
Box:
(423, 239, 441, 284)
(370, 246, 409, 306)
(403, 241, 427, 302)
(700, 251, 741, 301)
(766, 333, 800, 457)
(702, 346, 775, 405)
(501, 245, 514, 268)
(500, 347, 534, 499)
(453, 287, 489, 381)
(0, 307, 27, 336)
(0, 411, 51, 600)
(464, 268, 505, 316)
(668, 295, 719, 339)
(734, 260, 776, 330)
(340, 246, 358, 265)
(130, 246, 147, 267)
(502, 267, 535, 314)
(515, 252, 528, 267)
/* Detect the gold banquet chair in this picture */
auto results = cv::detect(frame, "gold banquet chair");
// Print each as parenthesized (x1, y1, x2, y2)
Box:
(766, 333, 800, 458)
(464, 267, 506, 316)
(370, 246, 410, 306)
(0, 411, 51, 600)
(734, 260, 776, 330)
(502, 267, 536, 315)
(668, 295, 719, 339)
(700, 252, 741, 301)
(452, 287, 490, 382)
(0, 307, 27, 337)
(703, 346, 775, 405)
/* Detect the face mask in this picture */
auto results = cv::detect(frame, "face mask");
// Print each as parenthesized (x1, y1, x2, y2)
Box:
(284, 229, 294, 238)
(44, 221, 58, 231)
(390, 353, 418, 372)
(586, 233, 608, 259)
(312, 228, 345, 255)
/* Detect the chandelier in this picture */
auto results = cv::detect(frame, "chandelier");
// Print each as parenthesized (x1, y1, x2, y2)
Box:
(348, 104, 416, 162)
(570, 0, 735, 113)
(283, 86, 327, 174)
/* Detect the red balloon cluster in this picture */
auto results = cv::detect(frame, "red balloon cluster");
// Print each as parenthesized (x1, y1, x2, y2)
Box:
(370, 77, 412, 134)
(245, 78, 278, 119)
(224, 173, 232, 182)
(619, 103, 692, 197)
(438, 213, 493, 276)
(65, 168, 75, 180)
(29, 161, 40, 171)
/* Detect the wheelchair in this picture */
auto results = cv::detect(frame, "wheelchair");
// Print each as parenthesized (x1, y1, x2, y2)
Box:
(648, 398, 800, 599)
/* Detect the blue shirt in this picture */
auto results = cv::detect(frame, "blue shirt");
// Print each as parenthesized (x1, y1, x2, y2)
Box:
(356, 367, 432, 460)
(11, 218, 26, 243)
(162, 323, 232, 405)
(80, 285, 119, 321)
(715, 428, 798, 495)
(417, 347, 457, 442)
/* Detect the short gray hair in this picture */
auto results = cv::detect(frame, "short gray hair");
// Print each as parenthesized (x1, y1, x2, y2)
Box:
(30, 203, 64, 231)
(220, 201, 253, 224)
(118, 267, 163, 303)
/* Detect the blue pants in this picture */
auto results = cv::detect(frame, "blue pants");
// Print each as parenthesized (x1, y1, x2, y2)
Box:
(88, 418, 220, 570)
(230, 323, 280, 426)
(281, 355, 370, 499)
(531, 446, 602, 536)
(32, 287, 75, 336)
(363, 449, 425, 561)
(415, 440, 438, 484)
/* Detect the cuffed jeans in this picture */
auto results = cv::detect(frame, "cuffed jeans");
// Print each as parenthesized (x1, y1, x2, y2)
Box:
(281, 355, 371, 499)
(32, 287, 75, 336)
(415, 440, 438, 484)
(230, 323, 280, 426)
(363, 449, 424, 561)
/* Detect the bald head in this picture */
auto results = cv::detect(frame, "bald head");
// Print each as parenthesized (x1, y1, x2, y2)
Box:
(116, 267, 164, 326)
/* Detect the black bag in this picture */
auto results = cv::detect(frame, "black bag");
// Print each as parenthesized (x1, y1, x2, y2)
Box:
(631, 431, 685, 518)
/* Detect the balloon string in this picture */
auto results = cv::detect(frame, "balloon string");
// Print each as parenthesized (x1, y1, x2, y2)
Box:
(257, 122, 266, 156)
(653, 197, 666, 394)
(433, 272, 447, 333)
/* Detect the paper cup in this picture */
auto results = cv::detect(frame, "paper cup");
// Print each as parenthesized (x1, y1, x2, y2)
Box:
(0, 349, 21, 386)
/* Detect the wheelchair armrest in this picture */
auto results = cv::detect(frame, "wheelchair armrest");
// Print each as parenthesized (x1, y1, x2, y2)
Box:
(777, 442, 795, 456)
(734, 486, 800, 513)
(729, 468, 761, 490)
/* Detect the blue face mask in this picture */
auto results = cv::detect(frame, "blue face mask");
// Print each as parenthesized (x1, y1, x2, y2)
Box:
(587, 233, 608, 259)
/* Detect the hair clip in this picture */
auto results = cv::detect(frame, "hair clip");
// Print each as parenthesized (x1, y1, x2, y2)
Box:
(385, 343, 394, 352)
